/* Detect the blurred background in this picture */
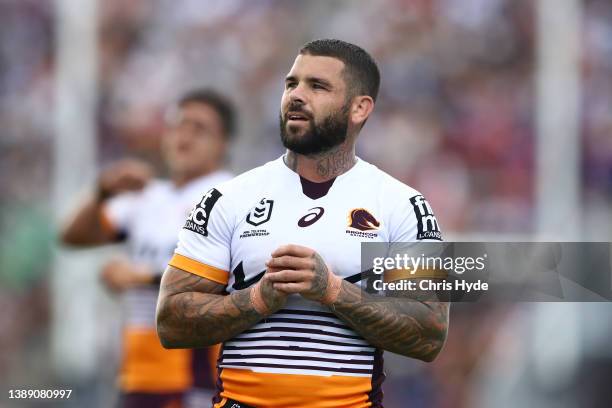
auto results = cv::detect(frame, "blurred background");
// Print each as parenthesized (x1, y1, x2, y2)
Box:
(1, 0, 611, 407)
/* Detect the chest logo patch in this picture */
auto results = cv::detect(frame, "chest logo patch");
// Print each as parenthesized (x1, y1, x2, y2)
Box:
(298, 207, 325, 227)
(348, 208, 380, 231)
(346, 208, 380, 239)
(246, 198, 274, 226)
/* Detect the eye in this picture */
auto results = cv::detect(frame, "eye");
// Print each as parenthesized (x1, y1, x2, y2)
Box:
(312, 83, 326, 90)
(193, 123, 206, 133)
(285, 81, 297, 89)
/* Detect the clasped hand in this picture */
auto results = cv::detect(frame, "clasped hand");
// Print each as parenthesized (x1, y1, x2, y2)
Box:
(261, 244, 334, 304)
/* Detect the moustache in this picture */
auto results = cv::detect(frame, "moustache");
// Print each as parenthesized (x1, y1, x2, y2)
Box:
(284, 104, 313, 120)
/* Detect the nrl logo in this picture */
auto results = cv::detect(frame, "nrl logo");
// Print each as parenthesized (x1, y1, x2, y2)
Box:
(246, 198, 274, 226)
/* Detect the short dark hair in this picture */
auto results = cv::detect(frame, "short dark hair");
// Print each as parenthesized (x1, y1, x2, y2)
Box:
(299, 39, 380, 102)
(178, 89, 237, 139)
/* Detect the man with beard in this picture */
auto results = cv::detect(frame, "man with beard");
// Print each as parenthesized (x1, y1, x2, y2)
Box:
(157, 39, 449, 408)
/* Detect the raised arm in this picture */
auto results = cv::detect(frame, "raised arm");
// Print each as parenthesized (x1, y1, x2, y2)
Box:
(60, 193, 116, 246)
(156, 265, 286, 348)
(60, 159, 152, 246)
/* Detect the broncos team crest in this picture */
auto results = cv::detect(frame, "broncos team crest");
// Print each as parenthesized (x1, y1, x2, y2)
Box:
(348, 208, 380, 231)
(346, 208, 380, 238)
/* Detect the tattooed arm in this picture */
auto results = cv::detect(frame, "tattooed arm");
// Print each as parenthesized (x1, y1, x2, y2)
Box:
(156, 265, 286, 348)
(331, 279, 449, 362)
(266, 244, 449, 362)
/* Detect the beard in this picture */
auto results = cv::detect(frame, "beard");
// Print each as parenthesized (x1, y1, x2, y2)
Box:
(279, 104, 349, 156)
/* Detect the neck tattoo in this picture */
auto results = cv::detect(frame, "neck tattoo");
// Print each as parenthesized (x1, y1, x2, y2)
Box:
(284, 148, 356, 180)
(316, 149, 355, 178)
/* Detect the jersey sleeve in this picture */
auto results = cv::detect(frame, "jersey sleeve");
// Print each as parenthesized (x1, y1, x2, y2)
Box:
(168, 187, 233, 285)
(389, 192, 443, 242)
(101, 192, 140, 240)
(385, 191, 446, 281)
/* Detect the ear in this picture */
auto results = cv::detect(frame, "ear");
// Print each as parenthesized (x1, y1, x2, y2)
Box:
(349, 95, 374, 127)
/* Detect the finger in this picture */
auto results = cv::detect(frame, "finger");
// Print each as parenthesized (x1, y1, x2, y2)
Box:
(128, 164, 153, 184)
(121, 171, 150, 189)
(273, 282, 308, 294)
(124, 178, 148, 191)
(266, 265, 284, 273)
(266, 256, 313, 270)
(105, 256, 130, 269)
(112, 175, 140, 192)
(271, 244, 314, 258)
(265, 269, 310, 283)
(117, 161, 153, 187)
(119, 159, 153, 175)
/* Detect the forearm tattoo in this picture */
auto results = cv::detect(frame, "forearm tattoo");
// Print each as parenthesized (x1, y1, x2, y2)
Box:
(157, 270, 262, 348)
(330, 279, 449, 361)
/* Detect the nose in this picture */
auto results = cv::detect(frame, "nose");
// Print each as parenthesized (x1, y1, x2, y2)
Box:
(287, 83, 307, 106)
(171, 123, 196, 145)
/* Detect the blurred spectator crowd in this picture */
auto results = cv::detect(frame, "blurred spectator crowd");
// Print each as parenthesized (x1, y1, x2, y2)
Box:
(1, 0, 611, 407)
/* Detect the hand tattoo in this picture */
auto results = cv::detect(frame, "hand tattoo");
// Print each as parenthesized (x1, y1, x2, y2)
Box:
(259, 273, 288, 311)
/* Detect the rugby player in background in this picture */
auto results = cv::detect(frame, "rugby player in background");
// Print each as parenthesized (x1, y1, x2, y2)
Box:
(61, 89, 236, 408)
(158, 40, 449, 408)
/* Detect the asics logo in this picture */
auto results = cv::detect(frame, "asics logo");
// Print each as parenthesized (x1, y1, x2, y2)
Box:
(297, 207, 325, 227)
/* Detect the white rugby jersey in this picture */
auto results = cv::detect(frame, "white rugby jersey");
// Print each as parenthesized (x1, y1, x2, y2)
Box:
(105, 170, 234, 328)
(169, 156, 441, 408)
(102, 170, 233, 393)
